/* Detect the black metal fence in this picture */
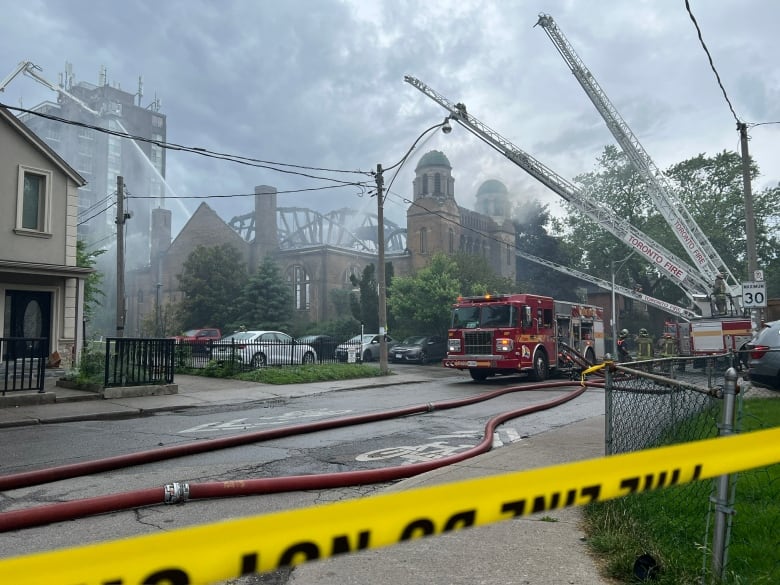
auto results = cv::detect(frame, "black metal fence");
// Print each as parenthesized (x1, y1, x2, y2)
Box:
(0, 337, 47, 394)
(104, 338, 175, 388)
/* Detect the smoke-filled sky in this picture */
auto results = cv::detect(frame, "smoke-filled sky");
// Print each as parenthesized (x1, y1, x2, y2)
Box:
(2, 0, 778, 241)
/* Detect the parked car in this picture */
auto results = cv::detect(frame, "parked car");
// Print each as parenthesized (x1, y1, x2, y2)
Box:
(746, 320, 780, 390)
(170, 328, 222, 343)
(334, 334, 395, 363)
(212, 330, 317, 368)
(390, 335, 447, 364)
(296, 334, 338, 361)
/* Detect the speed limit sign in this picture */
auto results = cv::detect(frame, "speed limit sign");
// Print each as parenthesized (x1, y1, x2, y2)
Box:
(742, 281, 767, 308)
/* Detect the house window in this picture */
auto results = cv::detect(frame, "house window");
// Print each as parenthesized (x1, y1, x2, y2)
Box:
(16, 166, 52, 234)
(288, 265, 311, 310)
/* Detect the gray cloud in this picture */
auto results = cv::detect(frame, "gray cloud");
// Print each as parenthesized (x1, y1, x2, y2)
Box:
(2, 0, 778, 238)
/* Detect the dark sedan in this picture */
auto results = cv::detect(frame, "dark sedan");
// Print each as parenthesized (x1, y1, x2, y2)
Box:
(296, 334, 339, 361)
(746, 320, 780, 390)
(390, 335, 447, 365)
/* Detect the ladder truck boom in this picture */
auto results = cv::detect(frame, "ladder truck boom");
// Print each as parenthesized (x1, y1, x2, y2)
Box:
(535, 14, 739, 301)
(516, 250, 697, 320)
(1, 60, 102, 117)
(404, 75, 709, 300)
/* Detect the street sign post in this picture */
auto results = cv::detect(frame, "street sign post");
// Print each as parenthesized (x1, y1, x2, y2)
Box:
(742, 281, 767, 308)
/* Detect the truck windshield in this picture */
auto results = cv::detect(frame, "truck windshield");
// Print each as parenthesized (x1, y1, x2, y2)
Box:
(451, 307, 480, 329)
(451, 304, 515, 329)
(480, 304, 514, 327)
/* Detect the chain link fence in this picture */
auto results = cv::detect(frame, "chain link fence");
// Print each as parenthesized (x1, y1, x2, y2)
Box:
(602, 354, 778, 584)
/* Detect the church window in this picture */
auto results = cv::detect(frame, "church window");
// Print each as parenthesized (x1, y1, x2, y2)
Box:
(419, 227, 428, 254)
(434, 173, 442, 195)
(287, 265, 311, 310)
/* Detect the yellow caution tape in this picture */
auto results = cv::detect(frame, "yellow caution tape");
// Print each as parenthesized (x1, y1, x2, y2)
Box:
(1, 427, 778, 585)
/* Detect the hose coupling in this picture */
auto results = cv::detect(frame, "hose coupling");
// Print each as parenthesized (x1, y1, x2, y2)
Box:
(164, 482, 190, 504)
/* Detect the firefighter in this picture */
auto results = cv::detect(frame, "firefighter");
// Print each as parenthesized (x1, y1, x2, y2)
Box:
(712, 273, 727, 314)
(660, 333, 677, 358)
(636, 328, 654, 364)
(617, 328, 630, 362)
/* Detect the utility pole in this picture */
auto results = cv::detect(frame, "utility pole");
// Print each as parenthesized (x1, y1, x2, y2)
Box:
(375, 164, 389, 375)
(738, 122, 763, 328)
(115, 176, 126, 338)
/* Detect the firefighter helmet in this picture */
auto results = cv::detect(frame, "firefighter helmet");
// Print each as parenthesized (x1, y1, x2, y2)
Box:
(639, 328, 648, 336)
(619, 329, 628, 338)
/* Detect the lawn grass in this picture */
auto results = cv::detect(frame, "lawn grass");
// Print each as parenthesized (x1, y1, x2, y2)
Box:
(178, 360, 384, 384)
(584, 397, 780, 584)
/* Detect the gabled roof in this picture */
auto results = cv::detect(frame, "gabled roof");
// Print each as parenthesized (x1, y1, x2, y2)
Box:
(0, 105, 86, 186)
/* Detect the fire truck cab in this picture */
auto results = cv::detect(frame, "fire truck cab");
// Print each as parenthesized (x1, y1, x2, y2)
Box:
(444, 293, 605, 382)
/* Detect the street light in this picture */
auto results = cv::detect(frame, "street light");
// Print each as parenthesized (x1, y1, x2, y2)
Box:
(374, 117, 454, 375)
(611, 251, 635, 358)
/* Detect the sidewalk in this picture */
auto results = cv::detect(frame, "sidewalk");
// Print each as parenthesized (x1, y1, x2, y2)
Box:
(0, 371, 613, 584)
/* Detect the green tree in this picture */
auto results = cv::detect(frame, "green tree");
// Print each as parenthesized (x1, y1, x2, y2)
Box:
(349, 262, 394, 332)
(449, 252, 516, 297)
(238, 257, 293, 330)
(388, 253, 461, 336)
(176, 244, 247, 331)
(563, 145, 780, 323)
(512, 199, 582, 301)
(76, 239, 105, 319)
(666, 151, 779, 281)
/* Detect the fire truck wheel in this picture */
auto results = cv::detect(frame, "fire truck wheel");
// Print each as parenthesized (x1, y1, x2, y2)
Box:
(469, 369, 489, 382)
(530, 350, 549, 382)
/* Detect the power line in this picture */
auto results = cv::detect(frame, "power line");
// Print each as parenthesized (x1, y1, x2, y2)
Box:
(125, 183, 372, 200)
(78, 201, 116, 226)
(0, 102, 373, 186)
(684, 0, 741, 124)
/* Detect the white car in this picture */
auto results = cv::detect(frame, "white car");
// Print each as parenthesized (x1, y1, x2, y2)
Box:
(334, 334, 395, 362)
(211, 330, 317, 368)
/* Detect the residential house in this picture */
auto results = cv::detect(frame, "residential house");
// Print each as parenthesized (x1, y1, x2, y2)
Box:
(0, 106, 91, 367)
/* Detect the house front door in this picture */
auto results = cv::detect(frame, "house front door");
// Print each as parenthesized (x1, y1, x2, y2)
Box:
(3, 290, 51, 360)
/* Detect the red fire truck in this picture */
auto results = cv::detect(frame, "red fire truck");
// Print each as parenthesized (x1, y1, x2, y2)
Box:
(664, 317, 752, 362)
(443, 293, 605, 382)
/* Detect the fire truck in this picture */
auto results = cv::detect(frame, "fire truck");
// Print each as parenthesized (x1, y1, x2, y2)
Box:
(443, 293, 605, 382)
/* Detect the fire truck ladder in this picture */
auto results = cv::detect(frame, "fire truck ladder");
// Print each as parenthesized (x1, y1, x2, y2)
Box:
(557, 341, 604, 376)
(404, 75, 710, 301)
(517, 250, 698, 321)
(535, 14, 740, 303)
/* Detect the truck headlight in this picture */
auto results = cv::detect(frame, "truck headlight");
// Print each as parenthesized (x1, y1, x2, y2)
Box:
(495, 338, 514, 352)
(448, 339, 461, 352)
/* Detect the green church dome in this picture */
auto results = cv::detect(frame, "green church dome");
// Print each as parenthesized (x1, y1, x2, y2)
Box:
(415, 150, 452, 171)
(476, 179, 508, 197)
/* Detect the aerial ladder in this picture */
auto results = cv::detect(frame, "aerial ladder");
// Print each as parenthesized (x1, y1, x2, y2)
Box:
(535, 14, 741, 313)
(403, 75, 710, 303)
(0, 60, 102, 117)
(516, 250, 698, 321)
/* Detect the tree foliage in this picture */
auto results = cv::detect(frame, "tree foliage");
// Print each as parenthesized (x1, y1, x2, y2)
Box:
(388, 253, 461, 337)
(512, 199, 582, 301)
(76, 239, 105, 319)
(238, 257, 293, 330)
(562, 145, 780, 319)
(176, 244, 247, 331)
(349, 262, 394, 332)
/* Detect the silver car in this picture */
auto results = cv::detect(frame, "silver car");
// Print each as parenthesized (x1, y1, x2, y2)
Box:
(746, 320, 780, 390)
(334, 334, 395, 363)
(212, 330, 317, 368)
